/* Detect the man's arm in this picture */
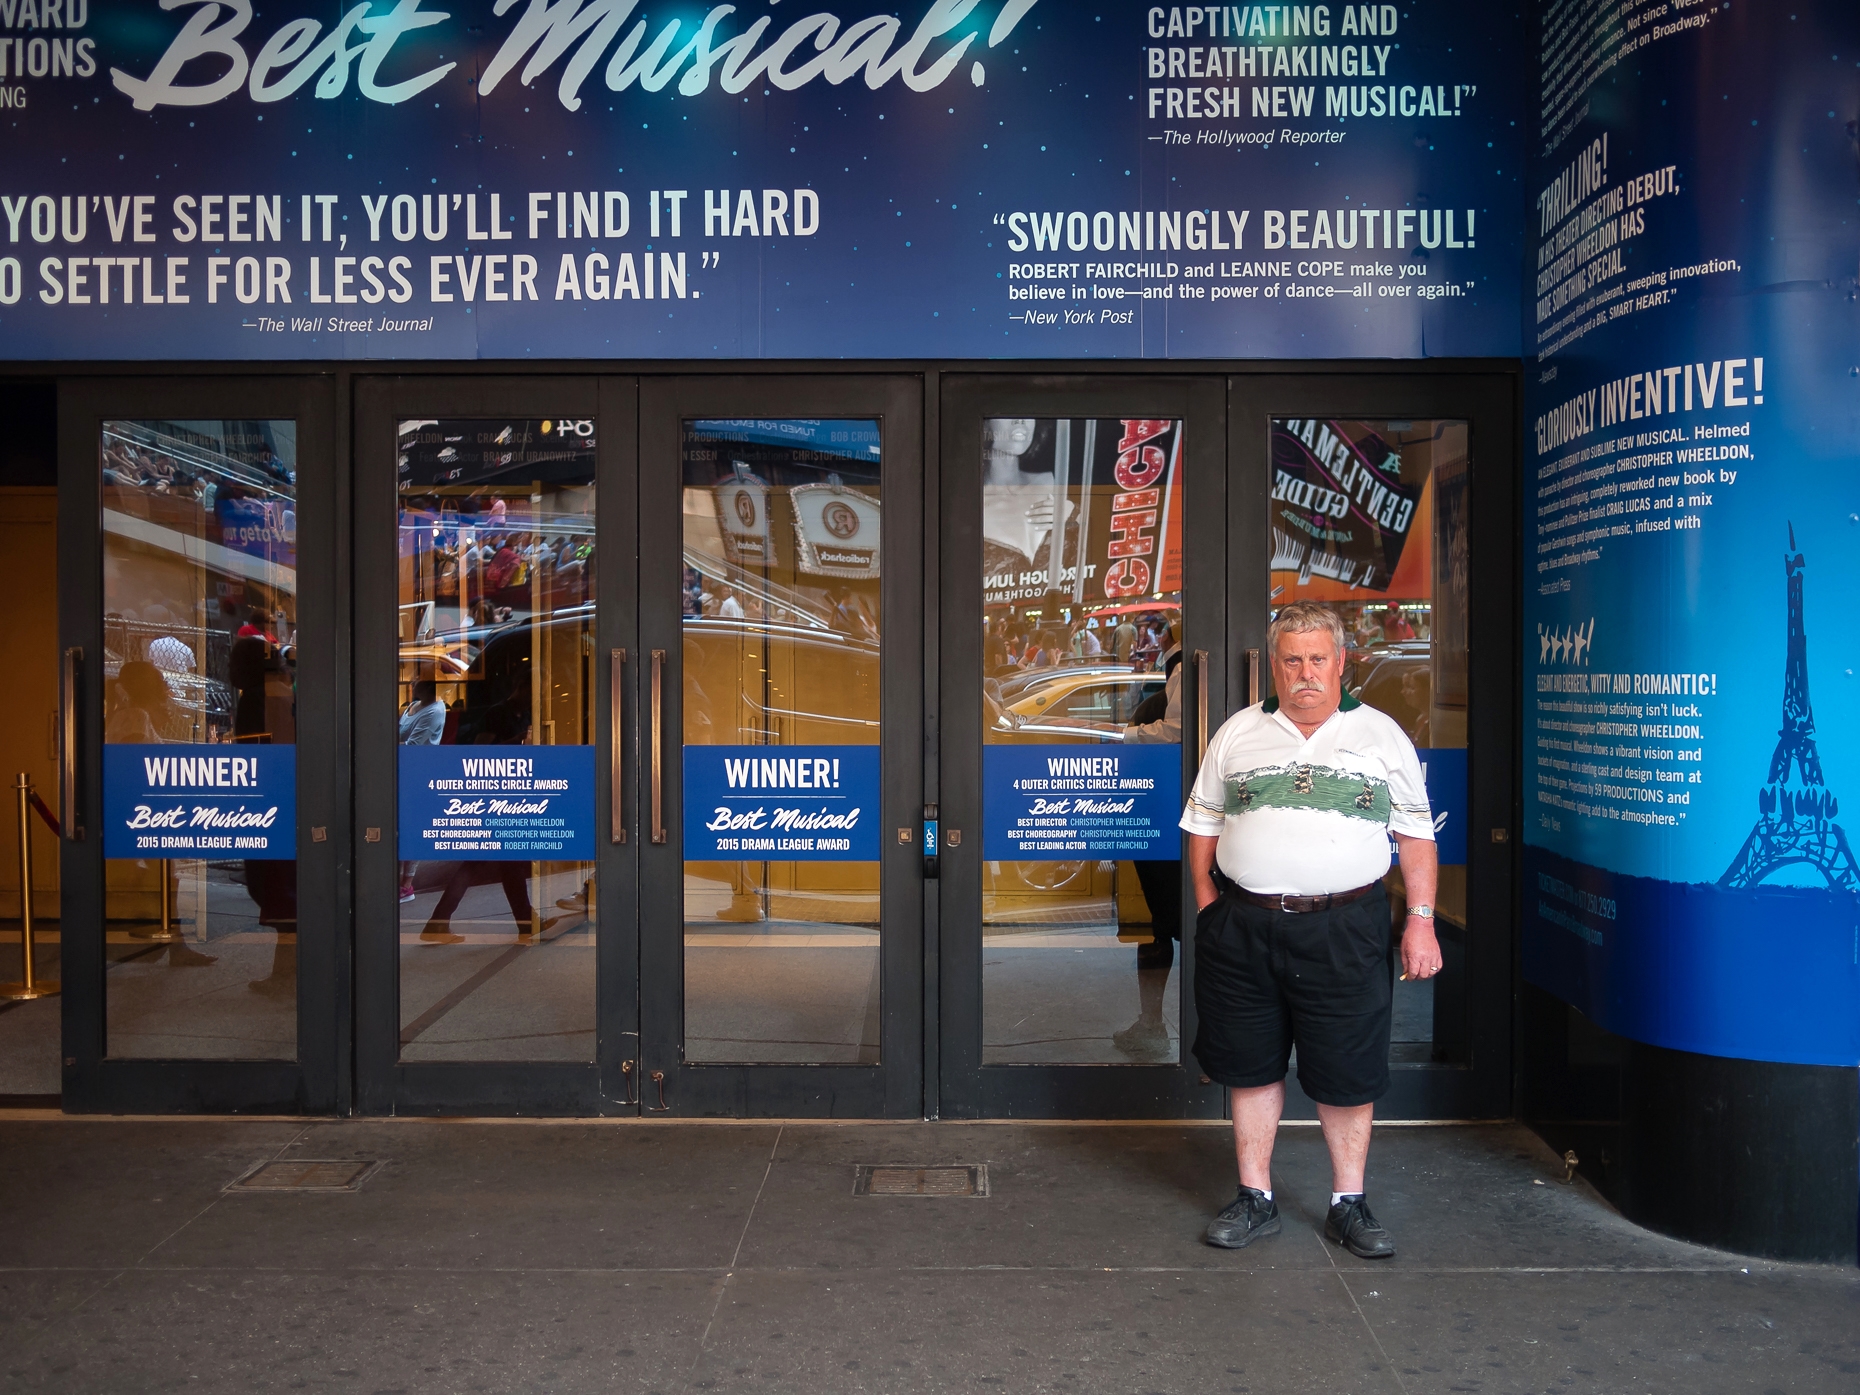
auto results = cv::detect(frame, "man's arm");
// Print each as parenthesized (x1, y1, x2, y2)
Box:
(1393, 832, 1442, 980)
(1189, 833, 1221, 911)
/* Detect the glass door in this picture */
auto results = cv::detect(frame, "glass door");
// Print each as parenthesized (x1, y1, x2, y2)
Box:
(938, 376, 1228, 1119)
(58, 376, 342, 1113)
(638, 377, 922, 1117)
(1228, 373, 1518, 1120)
(355, 378, 637, 1114)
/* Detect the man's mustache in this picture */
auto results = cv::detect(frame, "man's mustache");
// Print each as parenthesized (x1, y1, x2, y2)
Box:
(1291, 680, 1325, 692)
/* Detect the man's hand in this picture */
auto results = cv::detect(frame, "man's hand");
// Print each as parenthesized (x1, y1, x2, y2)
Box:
(1400, 917, 1442, 980)
(1188, 834, 1221, 911)
(1393, 832, 1441, 980)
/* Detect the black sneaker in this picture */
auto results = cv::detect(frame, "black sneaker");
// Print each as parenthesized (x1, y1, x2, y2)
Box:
(1204, 1186, 1281, 1249)
(1325, 1195, 1396, 1258)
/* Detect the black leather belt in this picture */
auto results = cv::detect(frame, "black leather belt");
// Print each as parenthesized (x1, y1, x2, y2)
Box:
(1232, 882, 1378, 914)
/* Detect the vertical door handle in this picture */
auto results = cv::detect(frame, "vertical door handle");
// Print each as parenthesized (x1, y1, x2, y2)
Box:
(610, 648, 626, 844)
(1194, 649, 1210, 766)
(649, 649, 666, 844)
(59, 647, 83, 841)
(1246, 648, 1260, 709)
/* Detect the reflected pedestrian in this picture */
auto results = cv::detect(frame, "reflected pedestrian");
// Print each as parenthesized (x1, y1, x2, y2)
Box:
(398, 679, 447, 903)
(1116, 638, 1184, 1059)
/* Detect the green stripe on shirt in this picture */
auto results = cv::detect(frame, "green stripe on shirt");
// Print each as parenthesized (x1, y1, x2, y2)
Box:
(1223, 763, 1392, 823)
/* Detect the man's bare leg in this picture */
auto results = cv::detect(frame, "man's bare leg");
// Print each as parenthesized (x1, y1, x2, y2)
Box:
(1316, 1102, 1373, 1194)
(1230, 1082, 1285, 1191)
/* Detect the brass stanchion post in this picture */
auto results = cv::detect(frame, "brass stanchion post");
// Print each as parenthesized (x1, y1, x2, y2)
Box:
(2, 772, 58, 999)
(131, 858, 184, 942)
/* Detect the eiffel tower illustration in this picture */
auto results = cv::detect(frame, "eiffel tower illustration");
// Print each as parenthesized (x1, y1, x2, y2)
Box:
(1720, 527, 1860, 892)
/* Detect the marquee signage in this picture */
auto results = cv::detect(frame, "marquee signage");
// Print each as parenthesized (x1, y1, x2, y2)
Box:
(1268, 417, 1418, 592)
(0, 0, 1523, 359)
(1520, 1, 1860, 1066)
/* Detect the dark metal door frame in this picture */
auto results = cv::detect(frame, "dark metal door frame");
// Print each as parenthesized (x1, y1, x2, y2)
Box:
(1226, 372, 1519, 1121)
(936, 373, 1230, 1120)
(636, 374, 924, 1118)
(44, 358, 1518, 1120)
(353, 375, 639, 1115)
(57, 375, 344, 1113)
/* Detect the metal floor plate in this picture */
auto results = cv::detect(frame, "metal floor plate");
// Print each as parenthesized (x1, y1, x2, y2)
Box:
(854, 1163, 988, 1197)
(227, 1159, 382, 1192)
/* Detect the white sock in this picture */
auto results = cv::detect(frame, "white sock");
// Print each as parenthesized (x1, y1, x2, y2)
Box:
(1331, 1191, 1362, 1206)
(1244, 1186, 1272, 1200)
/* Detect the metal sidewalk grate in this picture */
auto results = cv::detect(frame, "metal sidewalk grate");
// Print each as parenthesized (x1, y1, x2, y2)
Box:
(226, 1159, 382, 1193)
(853, 1163, 988, 1197)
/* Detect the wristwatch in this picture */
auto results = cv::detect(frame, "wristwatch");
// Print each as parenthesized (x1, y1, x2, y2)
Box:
(1406, 905, 1434, 919)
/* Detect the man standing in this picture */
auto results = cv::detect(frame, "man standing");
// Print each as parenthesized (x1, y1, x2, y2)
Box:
(398, 679, 448, 903)
(1181, 602, 1440, 1258)
(1112, 613, 1139, 664)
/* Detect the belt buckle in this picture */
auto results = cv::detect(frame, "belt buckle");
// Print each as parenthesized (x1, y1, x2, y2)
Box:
(1278, 894, 1298, 913)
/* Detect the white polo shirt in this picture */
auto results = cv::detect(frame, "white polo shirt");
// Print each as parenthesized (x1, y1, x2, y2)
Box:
(1179, 694, 1434, 896)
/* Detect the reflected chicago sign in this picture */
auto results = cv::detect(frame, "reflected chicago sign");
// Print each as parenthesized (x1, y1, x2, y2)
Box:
(0, 0, 1523, 359)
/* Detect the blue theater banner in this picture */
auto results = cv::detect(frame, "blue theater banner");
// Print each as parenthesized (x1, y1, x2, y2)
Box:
(983, 743, 1181, 860)
(398, 744, 596, 859)
(1522, 2, 1860, 1064)
(0, 0, 1521, 359)
(103, 743, 296, 857)
(684, 745, 880, 861)
(1420, 744, 1464, 868)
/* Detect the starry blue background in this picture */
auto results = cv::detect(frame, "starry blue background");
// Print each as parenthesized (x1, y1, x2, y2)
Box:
(0, 0, 1526, 359)
(1521, 1, 1860, 1065)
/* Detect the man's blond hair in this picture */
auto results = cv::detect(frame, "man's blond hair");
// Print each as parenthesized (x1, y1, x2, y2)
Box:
(1268, 601, 1347, 659)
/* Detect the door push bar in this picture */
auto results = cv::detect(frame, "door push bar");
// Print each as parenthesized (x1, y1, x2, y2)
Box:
(649, 649, 667, 844)
(610, 649, 626, 845)
(1195, 650, 1210, 767)
(59, 647, 82, 841)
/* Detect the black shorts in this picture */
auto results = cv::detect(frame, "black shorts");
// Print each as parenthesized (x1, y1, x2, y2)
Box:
(1191, 884, 1393, 1107)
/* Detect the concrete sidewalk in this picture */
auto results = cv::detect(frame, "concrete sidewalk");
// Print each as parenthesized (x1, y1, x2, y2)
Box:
(0, 1116, 1853, 1393)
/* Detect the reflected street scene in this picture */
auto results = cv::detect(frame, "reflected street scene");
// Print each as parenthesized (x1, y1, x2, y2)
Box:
(395, 418, 598, 1062)
(980, 417, 1186, 1065)
(682, 419, 884, 1064)
(101, 419, 300, 1059)
(1269, 416, 1471, 1065)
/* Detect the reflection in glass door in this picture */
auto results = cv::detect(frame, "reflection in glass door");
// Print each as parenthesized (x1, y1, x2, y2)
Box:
(394, 418, 598, 1062)
(1267, 417, 1471, 1068)
(680, 419, 884, 1065)
(979, 417, 1187, 1065)
(101, 418, 300, 1059)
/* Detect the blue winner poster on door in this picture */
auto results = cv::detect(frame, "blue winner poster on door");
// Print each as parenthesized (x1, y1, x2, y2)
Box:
(399, 745, 596, 860)
(984, 745, 1182, 860)
(684, 746, 880, 861)
(103, 744, 296, 858)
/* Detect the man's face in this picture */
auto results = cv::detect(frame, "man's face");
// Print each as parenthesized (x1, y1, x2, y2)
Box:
(1273, 627, 1343, 722)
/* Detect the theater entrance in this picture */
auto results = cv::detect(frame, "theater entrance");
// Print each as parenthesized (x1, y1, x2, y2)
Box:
(350, 375, 923, 1116)
(932, 372, 1517, 1121)
(50, 366, 1514, 1120)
